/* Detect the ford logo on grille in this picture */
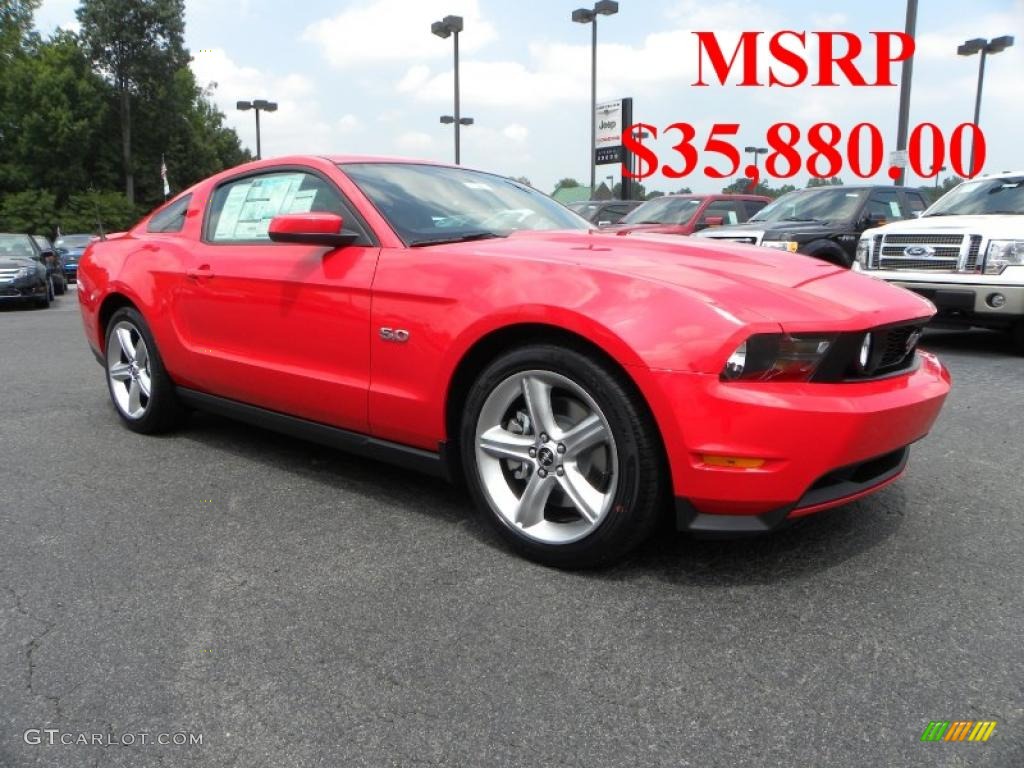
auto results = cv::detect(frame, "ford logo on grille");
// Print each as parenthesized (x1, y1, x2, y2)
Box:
(904, 245, 935, 257)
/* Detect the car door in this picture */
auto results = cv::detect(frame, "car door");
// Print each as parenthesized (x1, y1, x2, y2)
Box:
(176, 166, 381, 432)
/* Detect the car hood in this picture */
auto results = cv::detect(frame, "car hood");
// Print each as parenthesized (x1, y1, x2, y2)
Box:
(0, 257, 36, 270)
(696, 220, 838, 238)
(872, 214, 1024, 238)
(460, 230, 935, 332)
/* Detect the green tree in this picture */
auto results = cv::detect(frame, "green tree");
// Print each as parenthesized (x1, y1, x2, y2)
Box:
(0, 189, 57, 234)
(77, 0, 189, 203)
(0, 32, 118, 201)
(807, 176, 844, 187)
(58, 189, 140, 234)
(513, 176, 532, 187)
(0, 0, 39, 62)
(555, 178, 581, 189)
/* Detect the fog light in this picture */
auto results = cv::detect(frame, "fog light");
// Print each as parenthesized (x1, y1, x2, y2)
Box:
(858, 333, 873, 369)
(987, 293, 1006, 308)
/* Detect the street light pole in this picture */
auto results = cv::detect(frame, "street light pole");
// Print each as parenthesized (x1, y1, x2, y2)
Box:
(894, 0, 918, 187)
(432, 15, 472, 165)
(958, 35, 1014, 175)
(236, 99, 277, 161)
(744, 146, 768, 170)
(572, 1, 618, 199)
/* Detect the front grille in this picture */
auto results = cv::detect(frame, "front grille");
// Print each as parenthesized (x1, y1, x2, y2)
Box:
(878, 325, 917, 371)
(0, 268, 20, 280)
(868, 232, 980, 273)
(882, 234, 963, 245)
(811, 322, 924, 382)
(966, 235, 982, 271)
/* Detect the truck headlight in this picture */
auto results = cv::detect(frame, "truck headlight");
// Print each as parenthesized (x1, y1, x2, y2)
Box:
(985, 240, 1024, 274)
(762, 240, 799, 252)
(856, 238, 870, 268)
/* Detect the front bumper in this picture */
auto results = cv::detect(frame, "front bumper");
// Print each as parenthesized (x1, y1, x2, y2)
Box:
(0, 279, 47, 300)
(642, 350, 950, 531)
(888, 280, 1024, 328)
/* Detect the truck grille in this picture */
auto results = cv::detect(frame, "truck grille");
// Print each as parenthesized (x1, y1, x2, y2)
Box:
(868, 233, 982, 273)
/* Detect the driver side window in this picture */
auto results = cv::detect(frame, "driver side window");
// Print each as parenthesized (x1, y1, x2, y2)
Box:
(206, 170, 368, 244)
(864, 190, 904, 222)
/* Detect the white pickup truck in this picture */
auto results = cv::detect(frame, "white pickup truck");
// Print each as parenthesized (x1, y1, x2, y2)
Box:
(855, 171, 1024, 352)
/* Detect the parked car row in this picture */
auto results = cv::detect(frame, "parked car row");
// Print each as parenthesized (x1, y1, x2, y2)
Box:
(0, 232, 94, 309)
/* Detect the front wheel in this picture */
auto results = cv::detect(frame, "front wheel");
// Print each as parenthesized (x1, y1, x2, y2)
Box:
(104, 307, 185, 433)
(35, 279, 52, 308)
(460, 345, 665, 568)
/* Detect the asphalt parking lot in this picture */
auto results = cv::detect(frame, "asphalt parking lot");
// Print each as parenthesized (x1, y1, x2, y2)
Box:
(1, 289, 1022, 768)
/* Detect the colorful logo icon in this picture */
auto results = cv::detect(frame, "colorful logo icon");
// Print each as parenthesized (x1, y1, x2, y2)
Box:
(920, 721, 997, 742)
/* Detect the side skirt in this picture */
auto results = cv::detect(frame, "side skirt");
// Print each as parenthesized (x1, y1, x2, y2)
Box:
(176, 388, 451, 480)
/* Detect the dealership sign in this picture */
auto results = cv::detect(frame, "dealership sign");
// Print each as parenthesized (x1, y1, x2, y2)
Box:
(595, 98, 632, 165)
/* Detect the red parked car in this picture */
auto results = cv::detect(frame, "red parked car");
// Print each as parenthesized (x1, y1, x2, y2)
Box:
(604, 193, 771, 236)
(77, 156, 950, 567)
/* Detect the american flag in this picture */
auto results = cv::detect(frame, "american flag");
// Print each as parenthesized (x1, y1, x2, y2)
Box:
(161, 156, 170, 198)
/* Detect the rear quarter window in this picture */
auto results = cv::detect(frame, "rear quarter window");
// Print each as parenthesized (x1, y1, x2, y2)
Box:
(147, 194, 192, 233)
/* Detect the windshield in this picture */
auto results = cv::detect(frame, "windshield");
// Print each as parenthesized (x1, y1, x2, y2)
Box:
(750, 188, 866, 223)
(925, 176, 1024, 216)
(339, 163, 590, 246)
(0, 234, 36, 259)
(54, 235, 94, 249)
(568, 202, 600, 218)
(621, 197, 701, 225)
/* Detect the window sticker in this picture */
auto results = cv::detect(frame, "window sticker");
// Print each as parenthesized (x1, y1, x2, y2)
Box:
(888, 201, 902, 217)
(215, 174, 306, 240)
(726, 211, 739, 225)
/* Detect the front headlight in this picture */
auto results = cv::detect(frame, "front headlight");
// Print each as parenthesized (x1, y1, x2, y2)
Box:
(856, 238, 870, 268)
(720, 333, 835, 382)
(762, 240, 799, 252)
(16, 266, 35, 278)
(984, 240, 1024, 274)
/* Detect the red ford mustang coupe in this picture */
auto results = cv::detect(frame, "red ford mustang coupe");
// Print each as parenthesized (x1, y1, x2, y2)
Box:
(77, 156, 950, 567)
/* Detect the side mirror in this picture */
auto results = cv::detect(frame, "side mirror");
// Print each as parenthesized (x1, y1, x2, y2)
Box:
(267, 213, 358, 247)
(703, 215, 725, 227)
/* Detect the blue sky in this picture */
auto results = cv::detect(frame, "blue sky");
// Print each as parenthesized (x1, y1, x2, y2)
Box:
(34, 0, 1024, 194)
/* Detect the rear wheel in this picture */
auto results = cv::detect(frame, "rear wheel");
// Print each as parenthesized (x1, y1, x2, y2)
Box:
(104, 307, 185, 433)
(54, 274, 66, 295)
(460, 344, 664, 568)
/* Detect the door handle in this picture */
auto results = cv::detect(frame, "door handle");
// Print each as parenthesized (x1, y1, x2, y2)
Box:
(186, 264, 214, 280)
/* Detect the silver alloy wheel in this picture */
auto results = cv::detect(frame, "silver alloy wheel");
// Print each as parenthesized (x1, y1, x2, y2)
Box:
(474, 370, 618, 544)
(106, 320, 152, 419)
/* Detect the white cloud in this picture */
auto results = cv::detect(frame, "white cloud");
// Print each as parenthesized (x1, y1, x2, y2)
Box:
(395, 131, 436, 152)
(190, 49, 338, 156)
(397, 65, 432, 93)
(337, 114, 362, 133)
(503, 124, 529, 143)
(304, 0, 496, 69)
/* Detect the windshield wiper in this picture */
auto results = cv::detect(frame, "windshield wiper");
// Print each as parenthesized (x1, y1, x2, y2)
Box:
(410, 231, 506, 247)
(779, 216, 824, 222)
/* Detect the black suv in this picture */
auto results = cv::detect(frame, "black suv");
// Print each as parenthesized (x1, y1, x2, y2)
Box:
(695, 185, 928, 267)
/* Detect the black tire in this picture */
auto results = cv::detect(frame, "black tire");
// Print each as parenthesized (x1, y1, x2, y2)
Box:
(1011, 321, 1024, 355)
(104, 306, 185, 434)
(460, 344, 666, 568)
(804, 239, 852, 268)
(35, 279, 52, 308)
(54, 275, 66, 295)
